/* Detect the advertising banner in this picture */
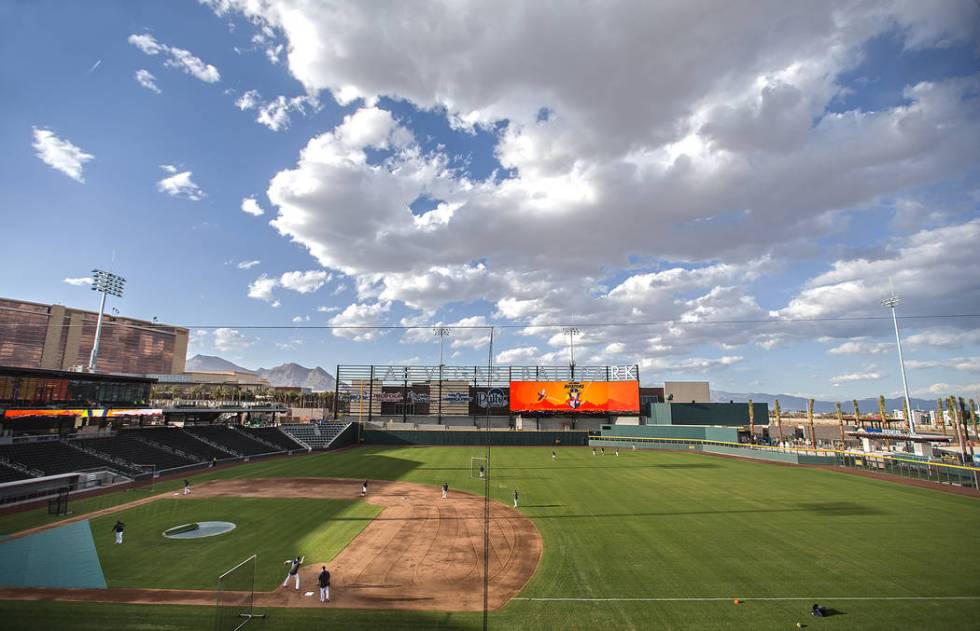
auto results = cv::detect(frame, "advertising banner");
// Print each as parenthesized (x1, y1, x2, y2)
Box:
(509, 381, 639, 413)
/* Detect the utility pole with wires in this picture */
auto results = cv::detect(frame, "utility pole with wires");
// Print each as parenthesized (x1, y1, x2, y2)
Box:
(881, 280, 916, 435)
(88, 269, 125, 373)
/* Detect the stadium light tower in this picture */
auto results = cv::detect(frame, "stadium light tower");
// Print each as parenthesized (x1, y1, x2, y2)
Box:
(433, 327, 451, 367)
(433, 327, 451, 424)
(88, 269, 125, 372)
(881, 284, 915, 435)
(562, 327, 581, 370)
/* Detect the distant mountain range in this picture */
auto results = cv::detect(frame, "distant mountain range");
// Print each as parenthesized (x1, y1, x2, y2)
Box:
(711, 390, 934, 414)
(185, 354, 337, 392)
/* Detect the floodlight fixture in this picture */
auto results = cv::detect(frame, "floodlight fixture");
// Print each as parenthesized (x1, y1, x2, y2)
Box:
(88, 269, 126, 372)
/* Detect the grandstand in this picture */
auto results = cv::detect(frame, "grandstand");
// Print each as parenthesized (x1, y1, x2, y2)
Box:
(183, 425, 277, 456)
(85, 434, 195, 470)
(280, 421, 350, 449)
(0, 441, 126, 477)
(129, 427, 232, 461)
(243, 426, 306, 452)
(0, 462, 29, 483)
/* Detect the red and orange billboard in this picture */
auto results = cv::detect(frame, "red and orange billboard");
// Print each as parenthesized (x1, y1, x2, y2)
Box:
(509, 381, 639, 414)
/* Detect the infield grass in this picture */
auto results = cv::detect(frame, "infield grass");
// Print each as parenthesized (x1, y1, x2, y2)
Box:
(1, 445, 978, 630)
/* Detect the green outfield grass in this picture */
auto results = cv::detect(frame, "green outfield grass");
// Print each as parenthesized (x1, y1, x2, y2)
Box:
(1, 445, 978, 630)
(91, 497, 379, 590)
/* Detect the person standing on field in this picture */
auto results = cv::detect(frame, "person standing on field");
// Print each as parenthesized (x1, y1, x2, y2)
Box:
(318, 566, 331, 602)
(513, 489, 519, 508)
(552, 449, 557, 462)
(183, 479, 190, 495)
(282, 556, 303, 590)
(361, 480, 368, 496)
(442, 482, 449, 499)
(112, 520, 125, 544)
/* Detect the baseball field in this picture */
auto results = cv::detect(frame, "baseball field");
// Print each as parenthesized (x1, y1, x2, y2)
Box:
(0, 445, 978, 630)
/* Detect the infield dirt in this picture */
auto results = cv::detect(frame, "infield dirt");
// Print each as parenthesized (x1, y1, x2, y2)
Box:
(0, 477, 542, 611)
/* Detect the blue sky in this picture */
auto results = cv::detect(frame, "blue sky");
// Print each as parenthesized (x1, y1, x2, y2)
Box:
(1, 0, 978, 401)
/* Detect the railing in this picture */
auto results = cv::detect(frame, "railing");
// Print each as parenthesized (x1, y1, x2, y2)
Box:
(128, 434, 202, 463)
(592, 435, 980, 490)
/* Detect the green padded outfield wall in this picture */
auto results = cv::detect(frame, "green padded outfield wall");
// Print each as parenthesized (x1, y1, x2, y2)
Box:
(647, 402, 769, 426)
(598, 424, 739, 442)
(361, 430, 589, 446)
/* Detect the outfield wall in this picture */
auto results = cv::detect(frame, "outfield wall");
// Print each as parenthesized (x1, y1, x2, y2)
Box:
(361, 429, 589, 446)
(599, 424, 739, 442)
(590, 435, 837, 465)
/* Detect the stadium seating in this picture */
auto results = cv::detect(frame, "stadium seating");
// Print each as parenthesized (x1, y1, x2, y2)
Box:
(0, 462, 30, 483)
(280, 421, 350, 449)
(0, 441, 127, 477)
(85, 434, 195, 471)
(184, 425, 275, 456)
(127, 427, 231, 461)
(244, 427, 307, 452)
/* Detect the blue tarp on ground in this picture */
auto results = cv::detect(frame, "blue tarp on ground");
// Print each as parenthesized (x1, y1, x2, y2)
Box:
(0, 520, 106, 588)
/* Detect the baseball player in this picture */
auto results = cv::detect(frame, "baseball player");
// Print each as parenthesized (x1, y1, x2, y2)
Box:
(600, 447, 605, 455)
(591, 447, 596, 455)
(513, 489, 519, 508)
(183, 479, 190, 495)
(615, 448, 619, 456)
(282, 556, 303, 590)
(479, 465, 485, 479)
(442, 482, 449, 499)
(551, 450, 557, 462)
(632, 443, 636, 451)
(361, 480, 368, 496)
(318, 566, 331, 602)
(112, 520, 125, 544)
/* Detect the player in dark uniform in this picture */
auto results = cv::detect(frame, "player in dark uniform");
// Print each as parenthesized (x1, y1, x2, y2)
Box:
(513, 489, 519, 508)
(361, 480, 368, 496)
(442, 482, 449, 499)
(318, 566, 331, 602)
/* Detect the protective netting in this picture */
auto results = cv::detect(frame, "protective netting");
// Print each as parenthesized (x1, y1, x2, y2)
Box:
(214, 554, 259, 631)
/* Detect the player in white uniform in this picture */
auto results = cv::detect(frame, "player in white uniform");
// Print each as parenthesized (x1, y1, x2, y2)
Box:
(112, 520, 125, 544)
(513, 489, 519, 508)
(442, 482, 448, 499)
(282, 556, 303, 590)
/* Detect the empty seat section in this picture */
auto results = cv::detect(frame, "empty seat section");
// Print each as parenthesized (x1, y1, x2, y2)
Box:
(245, 427, 306, 451)
(280, 421, 348, 449)
(184, 425, 273, 456)
(0, 442, 124, 476)
(128, 427, 229, 461)
(86, 435, 195, 471)
(0, 463, 30, 483)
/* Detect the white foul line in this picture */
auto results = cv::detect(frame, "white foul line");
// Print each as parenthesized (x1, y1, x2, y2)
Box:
(513, 596, 980, 602)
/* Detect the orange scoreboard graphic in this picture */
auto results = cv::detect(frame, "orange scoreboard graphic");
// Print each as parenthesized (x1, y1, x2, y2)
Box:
(509, 381, 640, 413)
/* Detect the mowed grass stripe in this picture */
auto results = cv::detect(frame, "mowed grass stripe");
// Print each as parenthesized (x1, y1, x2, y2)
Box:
(91, 497, 380, 590)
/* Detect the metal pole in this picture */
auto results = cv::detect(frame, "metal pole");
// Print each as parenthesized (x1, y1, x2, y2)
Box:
(88, 290, 108, 372)
(483, 326, 494, 631)
(882, 289, 916, 435)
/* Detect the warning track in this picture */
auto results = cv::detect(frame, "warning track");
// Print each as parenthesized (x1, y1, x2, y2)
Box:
(0, 478, 542, 612)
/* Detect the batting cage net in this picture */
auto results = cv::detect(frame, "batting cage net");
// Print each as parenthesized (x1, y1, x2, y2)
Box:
(214, 554, 264, 631)
(470, 456, 488, 479)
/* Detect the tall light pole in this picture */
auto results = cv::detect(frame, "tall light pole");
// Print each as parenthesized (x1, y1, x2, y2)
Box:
(433, 327, 451, 423)
(881, 287, 915, 435)
(562, 327, 580, 377)
(88, 269, 126, 372)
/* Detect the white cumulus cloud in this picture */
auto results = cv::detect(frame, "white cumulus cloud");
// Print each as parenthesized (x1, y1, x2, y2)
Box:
(63, 277, 92, 287)
(241, 197, 264, 216)
(134, 69, 161, 93)
(32, 127, 93, 182)
(128, 32, 220, 83)
(156, 167, 205, 201)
